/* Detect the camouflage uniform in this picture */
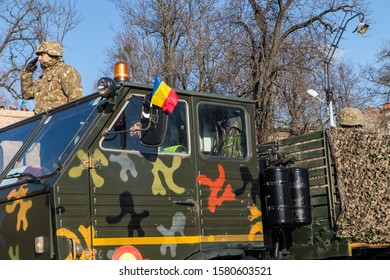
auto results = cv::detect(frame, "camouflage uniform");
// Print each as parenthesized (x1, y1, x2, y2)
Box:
(337, 107, 364, 129)
(21, 41, 83, 114)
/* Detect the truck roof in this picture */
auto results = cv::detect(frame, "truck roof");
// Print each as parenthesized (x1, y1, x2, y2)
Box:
(122, 81, 255, 104)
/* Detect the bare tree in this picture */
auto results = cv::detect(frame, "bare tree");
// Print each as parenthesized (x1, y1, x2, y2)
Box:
(110, 0, 192, 87)
(221, 0, 369, 143)
(274, 49, 326, 137)
(361, 39, 390, 104)
(331, 59, 372, 111)
(0, 0, 81, 101)
(109, 0, 224, 93)
(108, 0, 370, 143)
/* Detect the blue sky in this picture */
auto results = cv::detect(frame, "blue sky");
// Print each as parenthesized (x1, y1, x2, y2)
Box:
(62, 0, 390, 97)
(63, 0, 120, 93)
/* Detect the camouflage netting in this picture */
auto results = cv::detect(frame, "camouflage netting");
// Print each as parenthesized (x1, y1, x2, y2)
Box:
(327, 128, 390, 243)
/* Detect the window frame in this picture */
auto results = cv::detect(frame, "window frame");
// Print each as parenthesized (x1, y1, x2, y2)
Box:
(197, 101, 250, 160)
(100, 95, 190, 156)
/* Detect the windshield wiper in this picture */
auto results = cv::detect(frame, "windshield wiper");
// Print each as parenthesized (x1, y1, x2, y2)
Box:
(4, 172, 46, 185)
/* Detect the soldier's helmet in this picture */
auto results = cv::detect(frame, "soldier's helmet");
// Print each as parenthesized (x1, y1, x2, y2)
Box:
(35, 41, 63, 57)
(338, 107, 364, 127)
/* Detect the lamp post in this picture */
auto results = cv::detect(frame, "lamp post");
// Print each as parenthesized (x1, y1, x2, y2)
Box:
(306, 88, 329, 126)
(309, 11, 369, 128)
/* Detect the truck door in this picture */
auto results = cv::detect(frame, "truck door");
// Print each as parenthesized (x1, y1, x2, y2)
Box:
(89, 93, 199, 260)
(195, 100, 263, 253)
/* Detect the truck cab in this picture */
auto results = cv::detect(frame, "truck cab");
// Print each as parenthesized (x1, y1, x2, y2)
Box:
(0, 64, 263, 259)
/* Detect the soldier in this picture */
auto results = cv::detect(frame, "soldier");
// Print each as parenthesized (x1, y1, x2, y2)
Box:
(337, 107, 364, 129)
(21, 41, 83, 114)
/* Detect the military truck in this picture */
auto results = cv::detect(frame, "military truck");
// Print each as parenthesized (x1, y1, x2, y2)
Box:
(0, 62, 389, 259)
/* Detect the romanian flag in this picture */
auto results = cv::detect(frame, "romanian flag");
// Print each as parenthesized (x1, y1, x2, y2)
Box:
(150, 76, 178, 114)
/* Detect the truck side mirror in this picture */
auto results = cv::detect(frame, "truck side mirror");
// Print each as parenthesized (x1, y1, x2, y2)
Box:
(139, 104, 168, 147)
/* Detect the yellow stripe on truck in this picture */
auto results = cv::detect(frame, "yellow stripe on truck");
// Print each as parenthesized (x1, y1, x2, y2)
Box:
(93, 234, 263, 246)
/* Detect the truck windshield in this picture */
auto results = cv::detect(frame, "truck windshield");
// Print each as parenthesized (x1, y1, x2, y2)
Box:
(0, 97, 100, 187)
(0, 119, 41, 174)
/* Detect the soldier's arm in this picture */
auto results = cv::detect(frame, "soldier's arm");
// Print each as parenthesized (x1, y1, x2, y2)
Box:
(20, 69, 35, 100)
(62, 66, 84, 101)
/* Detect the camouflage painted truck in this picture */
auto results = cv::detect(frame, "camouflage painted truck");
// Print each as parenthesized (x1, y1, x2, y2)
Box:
(0, 62, 389, 260)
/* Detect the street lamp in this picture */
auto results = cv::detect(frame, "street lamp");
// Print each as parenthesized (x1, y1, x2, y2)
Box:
(353, 21, 369, 35)
(306, 88, 335, 127)
(307, 89, 326, 104)
(309, 11, 368, 128)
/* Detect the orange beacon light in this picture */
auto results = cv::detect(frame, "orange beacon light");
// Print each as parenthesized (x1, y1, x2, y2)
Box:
(114, 62, 130, 83)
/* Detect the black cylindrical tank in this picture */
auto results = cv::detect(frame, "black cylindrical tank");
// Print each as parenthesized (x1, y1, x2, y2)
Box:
(290, 167, 312, 225)
(263, 167, 294, 227)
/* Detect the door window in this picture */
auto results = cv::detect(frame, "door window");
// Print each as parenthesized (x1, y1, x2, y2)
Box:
(198, 103, 248, 158)
(101, 96, 188, 154)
